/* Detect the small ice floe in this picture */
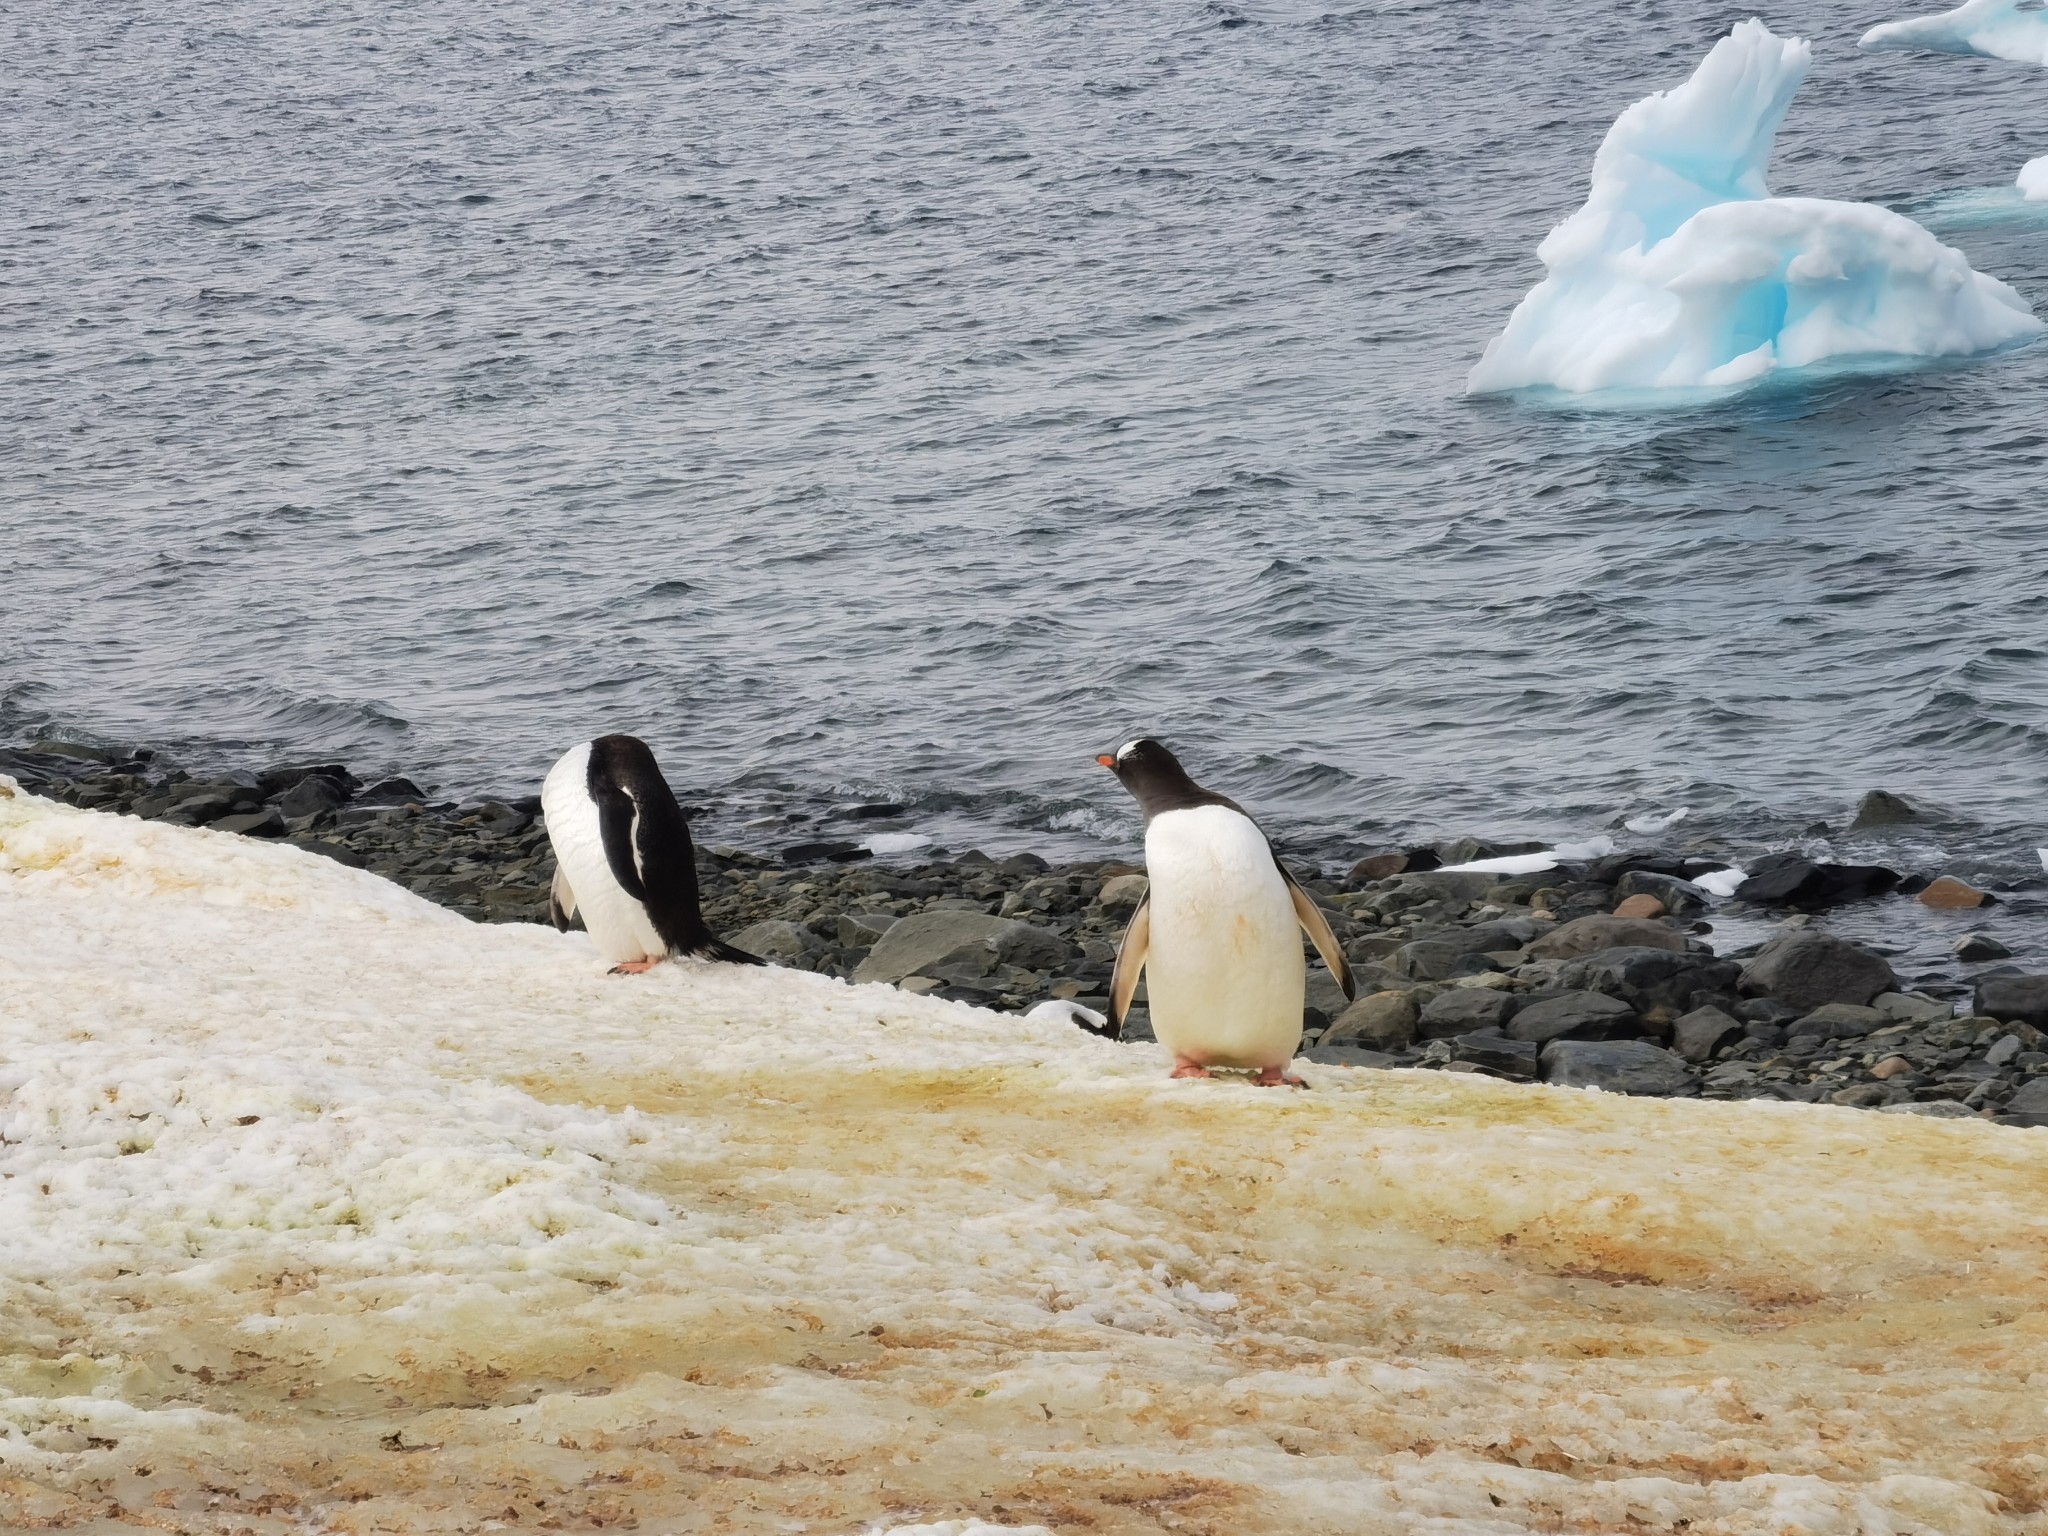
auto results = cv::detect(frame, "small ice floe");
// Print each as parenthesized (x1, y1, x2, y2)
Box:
(2037, 847, 2048, 872)
(1467, 20, 2042, 396)
(861, 831, 932, 856)
(1624, 806, 1691, 835)
(2019, 157, 2048, 202)
(1863, 0, 2048, 65)
(1025, 998, 1111, 1036)
(1436, 835, 1616, 876)
(1693, 866, 1749, 898)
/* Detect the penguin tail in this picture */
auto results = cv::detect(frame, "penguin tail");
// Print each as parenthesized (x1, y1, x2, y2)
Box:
(684, 938, 766, 967)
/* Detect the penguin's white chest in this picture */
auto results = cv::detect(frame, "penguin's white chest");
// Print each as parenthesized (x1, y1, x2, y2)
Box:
(1142, 805, 1304, 1069)
(541, 742, 666, 965)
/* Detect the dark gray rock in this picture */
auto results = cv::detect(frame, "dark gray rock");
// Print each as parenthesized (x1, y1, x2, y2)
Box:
(1670, 1005, 1745, 1064)
(1877, 1101, 1977, 1119)
(276, 774, 350, 820)
(1539, 1039, 1695, 1096)
(1982, 1033, 2023, 1069)
(836, 912, 899, 948)
(1438, 919, 1540, 954)
(1323, 991, 1417, 1051)
(1787, 1003, 1886, 1040)
(285, 838, 368, 868)
(1954, 933, 2013, 962)
(1448, 1033, 1539, 1078)
(2006, 1078, 2048, 1116)
(1735, 998, 1802, 1026)
(1850, 790, 1920, 829)
(1613, 869, 1710, 917)
(780, 840, 871, 866)
(1304, 969, 1354, 1031)
(1390, 940, 1463, 981)
(1973, 975, 2048, 1031)
(1739, 931, 1896, 1011)
(1526, 915, 1686, 960)
(210, 807, 286, 838)
(1417, 989, 1518, 1039)
(1732, 854, 1900, 910)
(1554, 948, 1741, 1016)
(358, 777, 426, 802)
(853, 911, 1072, 984)
(727, 920, 824, 967)
(1506, 990, 1639, 1044)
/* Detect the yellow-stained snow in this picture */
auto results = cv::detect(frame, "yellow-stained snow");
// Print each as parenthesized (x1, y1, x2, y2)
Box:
(1, 780, 2045, 1535)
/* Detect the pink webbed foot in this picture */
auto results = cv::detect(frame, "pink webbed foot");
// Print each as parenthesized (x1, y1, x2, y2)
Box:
(1169, 1058, 1214, 1080)
(609, 958, 662, 975)
(1254, 1065, 1307, 1088)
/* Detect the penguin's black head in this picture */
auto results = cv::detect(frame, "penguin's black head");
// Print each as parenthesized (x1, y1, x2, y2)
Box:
(1096, 737, 1209, 815)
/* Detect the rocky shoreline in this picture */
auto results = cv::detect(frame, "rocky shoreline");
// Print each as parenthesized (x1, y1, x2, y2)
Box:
(6, 739, 2046, 1128)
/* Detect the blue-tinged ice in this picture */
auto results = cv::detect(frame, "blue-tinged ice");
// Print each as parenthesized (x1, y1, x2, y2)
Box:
(1861, 0, 2048, 65)
(1467, 20, 2043, 397)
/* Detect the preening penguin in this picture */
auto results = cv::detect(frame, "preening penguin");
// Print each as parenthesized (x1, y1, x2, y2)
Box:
(1097, 739, 1353, 1084)
(541, 735, 762, 974)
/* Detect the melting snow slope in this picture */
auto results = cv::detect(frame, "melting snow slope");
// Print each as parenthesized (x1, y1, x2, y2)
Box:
(1468, 20, 2042, 396)
(3, 778, 2048, 1534)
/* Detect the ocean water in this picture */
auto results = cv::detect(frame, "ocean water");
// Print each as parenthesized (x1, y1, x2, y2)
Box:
(6, 0, 2047, 884)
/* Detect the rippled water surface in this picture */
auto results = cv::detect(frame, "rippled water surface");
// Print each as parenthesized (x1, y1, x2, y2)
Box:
(6, 0, 2047, 868)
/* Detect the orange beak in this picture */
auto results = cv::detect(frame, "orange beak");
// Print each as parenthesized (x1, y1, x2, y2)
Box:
(1095, 753, 1117, 768)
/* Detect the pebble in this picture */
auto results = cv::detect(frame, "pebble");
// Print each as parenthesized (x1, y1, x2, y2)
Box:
(8, 739, 2046, 1126)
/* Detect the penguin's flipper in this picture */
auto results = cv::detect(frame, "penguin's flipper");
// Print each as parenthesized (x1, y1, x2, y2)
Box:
(1109, 893, 1151, 1033)
(594, 783, 653, 902)
(548, 864, 579, 931)
(1284, 868, 1356, 1001)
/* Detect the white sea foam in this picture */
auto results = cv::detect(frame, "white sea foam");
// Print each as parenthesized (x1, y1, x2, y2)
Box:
(862, 830, 934, 855)
(1469, 20, 2042, 396)
(2, 779, 2043, 1532)
(1624, 806, 1691, 834)
(1863, 0, 2048, 64)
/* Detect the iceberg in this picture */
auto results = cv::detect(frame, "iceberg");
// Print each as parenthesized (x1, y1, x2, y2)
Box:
(2020, 155, 2048, 200)
(1862, 0, 2048, 65)
(1469, 20, 2043, 396)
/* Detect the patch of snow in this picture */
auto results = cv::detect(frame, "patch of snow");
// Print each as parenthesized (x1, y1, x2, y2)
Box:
(1863, 0, 2048, 64)
(1436, 835, 1616, 875)
(2, 781, 2043, 1533)
(1695, 865, 1750, 898)
(1625, 806, 1691, 834)
(1469, 19, 2042, 396)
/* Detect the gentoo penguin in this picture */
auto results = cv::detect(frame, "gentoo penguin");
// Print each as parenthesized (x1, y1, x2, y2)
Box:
(1097, 739, 1353, 1084)
(541, 735, 761, 974)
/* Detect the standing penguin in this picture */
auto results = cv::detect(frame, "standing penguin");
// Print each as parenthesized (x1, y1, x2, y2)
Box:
(541, 735, 761, 974)
(1097, 739, 1353, 1084)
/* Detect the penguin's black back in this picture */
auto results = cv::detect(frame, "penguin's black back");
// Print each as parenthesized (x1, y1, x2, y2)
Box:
(586, 734, 761, 964)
